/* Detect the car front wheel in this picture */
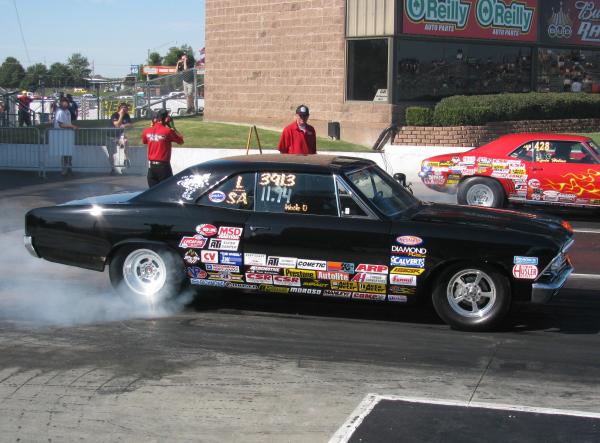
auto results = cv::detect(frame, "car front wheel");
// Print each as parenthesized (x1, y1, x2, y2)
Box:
(432, 264, 511, 331)
(457, 177, 505, 208)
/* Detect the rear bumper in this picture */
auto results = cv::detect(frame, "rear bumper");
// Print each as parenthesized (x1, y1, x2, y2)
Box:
(531, 262, 573, 304)
(24, 235, 40, 258)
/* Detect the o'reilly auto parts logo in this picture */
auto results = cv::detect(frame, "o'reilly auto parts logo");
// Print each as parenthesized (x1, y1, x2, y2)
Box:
(406, 0, 470, 28)
(476, 0, 534, 33)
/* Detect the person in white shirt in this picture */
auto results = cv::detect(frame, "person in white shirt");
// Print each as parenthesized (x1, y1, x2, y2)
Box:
(54, 96, 77, 175)
(571, 78, 583, 92)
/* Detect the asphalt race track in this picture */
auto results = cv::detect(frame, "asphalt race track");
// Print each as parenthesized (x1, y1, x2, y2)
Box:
(0, 171, 599, 442)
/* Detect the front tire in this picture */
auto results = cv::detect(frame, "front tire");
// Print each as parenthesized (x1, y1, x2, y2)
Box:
(432, 264, 511, 331)
(457, 177, 505, 208)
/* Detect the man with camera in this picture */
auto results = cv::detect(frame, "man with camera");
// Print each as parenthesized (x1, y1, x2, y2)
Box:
(142, 110, 184, 187)
(176, 53, 195, 114)
(109, 102, 133, 174)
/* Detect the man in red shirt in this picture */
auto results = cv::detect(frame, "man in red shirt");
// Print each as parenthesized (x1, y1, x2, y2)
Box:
(142, 110, 184, 187)
(277, 105, 317, 155)
(17, 92, 33, 127)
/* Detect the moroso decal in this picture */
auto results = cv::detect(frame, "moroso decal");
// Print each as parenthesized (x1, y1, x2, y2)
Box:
(512, 264, 538, 279)
(391, 267, 425, 276)
(179, 235, 207, 249)
(390, 274, 417, 286)
(352, 292, 386, 301)
(196, 224, 217, 237)
(396, 236, 423, 246)
(290, 287, 322, 295)
(390, 256, 426, 268)
(218, 226, 243, 239)
(201, 250, 219, 264)
(355, 264, 388, 274)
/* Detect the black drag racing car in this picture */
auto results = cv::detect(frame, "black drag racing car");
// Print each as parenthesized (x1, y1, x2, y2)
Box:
(24, 154, 574, 331)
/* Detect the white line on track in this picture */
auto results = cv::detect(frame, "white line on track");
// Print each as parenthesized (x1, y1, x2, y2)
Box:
(329, 394, 600, 443)
(573, 229, 600, 234)
(570, 273, 600, 280)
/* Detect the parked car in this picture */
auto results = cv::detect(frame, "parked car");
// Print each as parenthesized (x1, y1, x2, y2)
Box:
(420, 133, 600, 208)
(24, 155, 574, 331)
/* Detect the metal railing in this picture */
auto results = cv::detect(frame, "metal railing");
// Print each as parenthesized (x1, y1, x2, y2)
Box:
(0, 127, 44, 174)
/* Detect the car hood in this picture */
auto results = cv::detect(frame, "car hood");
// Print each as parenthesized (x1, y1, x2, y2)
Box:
(60, 191, 143, 206)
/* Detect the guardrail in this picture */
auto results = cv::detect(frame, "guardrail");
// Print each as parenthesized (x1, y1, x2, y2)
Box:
(0, 127, 44, 174)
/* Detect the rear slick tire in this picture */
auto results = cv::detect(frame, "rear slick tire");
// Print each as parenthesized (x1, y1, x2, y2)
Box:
(457, 177, 505, 208)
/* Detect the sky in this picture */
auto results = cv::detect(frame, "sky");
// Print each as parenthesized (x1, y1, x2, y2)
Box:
(0, 0, 205, 78)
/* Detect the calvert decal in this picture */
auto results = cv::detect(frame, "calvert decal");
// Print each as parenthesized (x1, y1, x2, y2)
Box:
(205, 264, 240, 273)
(290, 287, 322, 295)
(327, 262, 355, 273)
(267, 256, 297, 268)
(244, 253, 266, 266)
(391, 256, 426, 268)
(184, 249, 200, 264)
(217, 226, 243, 240)
(514, 256, 539, 265)
(317, 270, 350, 281)
(512, 264, 538, 279)
(390, 274, 418, 286)
(355, 264, 388, 274)
(296, 259, 327, 271)
(396, 236, 424, 246)
(245, 273, 274, 284)
(323, 290, 352, 298)
(352, 292, 386, 301)
(284, 268, 317, 279)
(191, 279, 225, 287)
(220, 252, 243, 265)
(208, 191, 226, 203)
(196, 224, 217, 237)
(391, 245, 427, 257)
(273, 275, 301, 287)
(388, 294, 408, 303)
(352, 273, 388, 284)
(179, 235, 207, 249)
(186, 267, 207, 279)
(391, 267, 426, 276)
(201, 250, 219, 264)
(208, 238, 240, 251)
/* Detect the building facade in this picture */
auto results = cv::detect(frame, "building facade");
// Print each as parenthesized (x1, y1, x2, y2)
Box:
(206, 0, 600, 145)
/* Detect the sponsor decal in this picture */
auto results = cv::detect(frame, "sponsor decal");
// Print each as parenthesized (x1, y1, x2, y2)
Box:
(390, 274, 417, 286)
(558, 193, 577, 202)
(208, 191, 226, 203)
(249, 265, 281, 274)
(205, 264, 240, 273)
(196, 224, 217, 237)
(244, 253, 266, 266)
(284, 268, 317, 279)
(352, 292, 386, 301)
(186, 267, 207, 279)
(390, 286, 417, 295)
(462, 156, 476, 165)
(391, 256, 426, 268)
(323, 290, 352, 298)
(208, 272, 243, 282)
(303, 280, 330, 288)
(331, 280, 358, 291)
(290, 287, 322, 295)
(220, 252, 243, 265)
(201, 250, 219, 264)
(327, 262, 355, 273)
(296, 259, 327, 271)
(208, 238, 240, 251)
(352, 273, 388, 284)
(388, 294, 408, 303)
(396, 236, 424, 246)
(191, 279, 225, 287)
(245, 273, 274, 284)
(543, 190, 560, 202)
(512, 264, 539, 279)
(358, 283, 386, 294)
(259, 284, 290, 294)
(218, 226, 243, 239)
(514, 256, 539, 266)
(179, 235, 207, 249)
(177, 173, 212, 201)
(273, 275, 301, 287)
(355, 264, 388, 274)
(184, 249, 200, 264)
(391, 267, 426, 276)
(267, 256, 297, 268)
(225, 282, 258, 290)
(317, 270, 350, 281)
(423, 174, 446, 186)
(391, 245, 427, 257)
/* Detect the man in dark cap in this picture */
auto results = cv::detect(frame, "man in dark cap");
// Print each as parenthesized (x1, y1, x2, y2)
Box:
(277, 104, 317, 155)
(142, 110, 184, 187)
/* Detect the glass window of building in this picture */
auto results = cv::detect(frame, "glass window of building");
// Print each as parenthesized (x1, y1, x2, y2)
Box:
(537, 48, 600, 93)
(395, 40, 532, 101)
(347, 39, 388, 101)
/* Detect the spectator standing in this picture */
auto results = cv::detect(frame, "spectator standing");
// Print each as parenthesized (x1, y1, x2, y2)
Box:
(66, 94, 79, 121)
(571, 77, 583, 92)
(109, 102, 133, 174)
(277, 105, 317, 155)
(17, 91, 33, 127)
(54, 96, 77, 175)
(176, 53, 195, 114)
(0, 101, 6, 127)
(142, 110, 184, 187)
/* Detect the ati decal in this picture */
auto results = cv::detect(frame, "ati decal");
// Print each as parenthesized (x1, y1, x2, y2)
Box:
(390, 256, 426, 268)
(267, 256, 297, 268)
(355, 264, 388, 274)
(352, 273, 387, 284)
(208, 191, 226, 203)
(289, 287, 322, 295)
(352, 292, 386, 301)
(390, 274, 417, 286)
(317, 270, 350, 281)
(179, 235, 207, 249)
(390, 286, 417, 295)
(296, 259, 327, 271)
(514, 256, 539, 266)
(303, 280, 330, 288)
(218, 226, 243, 240)
(208, 238, 240, 251)
(225, 282, 258, 290)
(273, 275, 301, 287)
(284, 269, 317, 279)
(327, 262, 355, 273)
(323, 290, 351, 298)
(186, 267, 207, 279)
(512, 264, 538, 280)
(259, 284, 290, 294)
(205, 264, 240, 273)
(201, 250, 219, 264)
(391, 246, 427, 257)
(191, 279, 225, 287)
(358, 283, 386, 294)
(244, 253, 266, 266)
(396, 236, 423, 246)
(245, 273, 274, 284)
(220, 252, 243, 265)
(249, 265, 281, 274)
(391, 267, 426, 276)
(331, 281, 358, 292)
(184, 249, 200, 264)
(388, 294, 408, 303)
(196, 224, 217, 237)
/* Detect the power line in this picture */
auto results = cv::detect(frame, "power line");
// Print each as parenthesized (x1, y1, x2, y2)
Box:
(12, 0, 31, 64)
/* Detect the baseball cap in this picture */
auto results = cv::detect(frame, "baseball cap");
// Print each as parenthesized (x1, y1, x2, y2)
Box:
(296, 105, 309, 117)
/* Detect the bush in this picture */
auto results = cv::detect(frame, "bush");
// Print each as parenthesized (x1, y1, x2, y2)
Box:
(405, 106, 433, 126)
(431, 92, 600, 126)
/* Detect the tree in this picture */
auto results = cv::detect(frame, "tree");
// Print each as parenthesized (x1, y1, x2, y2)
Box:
(0, 57, 25, 88)
(67, 53, 92, 85)
(20, 63, 48, 91)
(48, 62, 73, 87)
(148, 52, 162, 65)
(162, 45, 196, 67)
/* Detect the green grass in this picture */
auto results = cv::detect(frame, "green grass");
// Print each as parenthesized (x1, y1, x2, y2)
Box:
(579, 132, 600, 145)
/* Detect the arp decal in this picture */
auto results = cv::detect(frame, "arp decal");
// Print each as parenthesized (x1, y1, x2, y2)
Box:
(296, 259, 327, 271)
(220, 252, 242, 265)
(327, 262, 355, 273)
(396, 236, 423, 246)
(245, 273, 274, 284)
(208, 238, 240, 251)
(201, 250, 219, 264)
(352, 273, 387, 284)
(267, 256, 297, 268)
(179, 235, 207, 249)
(244, 253, 266, 266)
(273, 275, 301, 287)
(218, 226, 243, 240)
(284, 269, 317, 279)
(352, 292, 386, 301)
(355, 264, 388, 274)
(208, 191, 226, 203)
(390, 274, 417, 286)
(184, 249, 200, 264)
(391, 267, 425, 276)
(196, 224, 217, 237)
(317, 271, 350, 281)
(512, 264, 538, 280)
(514, 256, 539, 266)
(391, 246, 427, 257)
(390, 256, 426, 268)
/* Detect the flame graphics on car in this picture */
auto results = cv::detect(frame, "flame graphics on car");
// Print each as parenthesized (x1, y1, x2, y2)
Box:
(544, 169, 600, 197)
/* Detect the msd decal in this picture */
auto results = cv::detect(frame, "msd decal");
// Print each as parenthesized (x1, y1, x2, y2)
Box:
(179, 235, 207, 249)
(355, 264, 388, 274)
(296, 259, 327, 271)
(196, 224, 217, 237)
(512, 264, 538, 280)
(245, 273, 274, 284)
(352, 273, 387, 284)
(390, 274, 417, 286)
(273, 275, 301, 287)
(317, 271, 350, 281)
(396, 236, 423, 246)
(390, 256, 426, 268)
(201, 250, 219, 264)
(218, 226, 243, 240)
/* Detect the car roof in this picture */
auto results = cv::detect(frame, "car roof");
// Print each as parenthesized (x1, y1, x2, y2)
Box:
(476, 133, 592, 155)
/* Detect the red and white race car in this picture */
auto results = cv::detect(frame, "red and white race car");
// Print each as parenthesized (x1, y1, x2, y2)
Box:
(419, 133, 600, 208)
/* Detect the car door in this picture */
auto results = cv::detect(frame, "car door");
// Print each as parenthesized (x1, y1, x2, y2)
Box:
(529, 140, 600, 206)
(243, 171, 392, 299)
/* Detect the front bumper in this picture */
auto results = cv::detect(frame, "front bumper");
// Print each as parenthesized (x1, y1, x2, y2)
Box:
(531, 263, 573, 304)
(24, 235, 40, 258)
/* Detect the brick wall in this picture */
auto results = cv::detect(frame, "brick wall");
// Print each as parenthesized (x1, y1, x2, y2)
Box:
(205, 0, 396, 146)
(394, 119, 600, 147)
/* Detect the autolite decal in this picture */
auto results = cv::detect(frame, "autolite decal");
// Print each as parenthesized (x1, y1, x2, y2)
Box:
(196, 224, 217, 237)
(391, 267, 425, 276)
(352, 292, 386, 301)
(218, 226, 243, 239)
(317, 271, 350, 281)
(179, 235, 207, 249)
(355, 264, 388, 274)
(390, 256, 426, 268)
(396, 236, 423, 246)
(390, 274, 417, 286)
(512, 264, 538, 280)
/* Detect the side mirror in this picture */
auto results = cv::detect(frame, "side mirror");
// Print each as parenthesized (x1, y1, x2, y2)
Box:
(393, 173, 407, 187)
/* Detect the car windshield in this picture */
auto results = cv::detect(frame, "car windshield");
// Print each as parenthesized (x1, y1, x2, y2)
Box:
(587, 140, 600, 157)
(344, 165, 418, 217)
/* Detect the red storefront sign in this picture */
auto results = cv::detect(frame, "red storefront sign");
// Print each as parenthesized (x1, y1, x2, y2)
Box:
(402, 0, 539, 42)
(142, 66, 178, 75)
(542, 0, 600, 46)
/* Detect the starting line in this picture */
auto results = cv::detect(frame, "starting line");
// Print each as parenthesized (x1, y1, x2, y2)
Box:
(330, 394, 600, 443)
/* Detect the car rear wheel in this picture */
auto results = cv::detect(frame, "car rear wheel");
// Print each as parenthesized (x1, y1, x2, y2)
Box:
(109, 245, 185, 304)
(432, 264, 511, 331)
(457, 177, 505, 208)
